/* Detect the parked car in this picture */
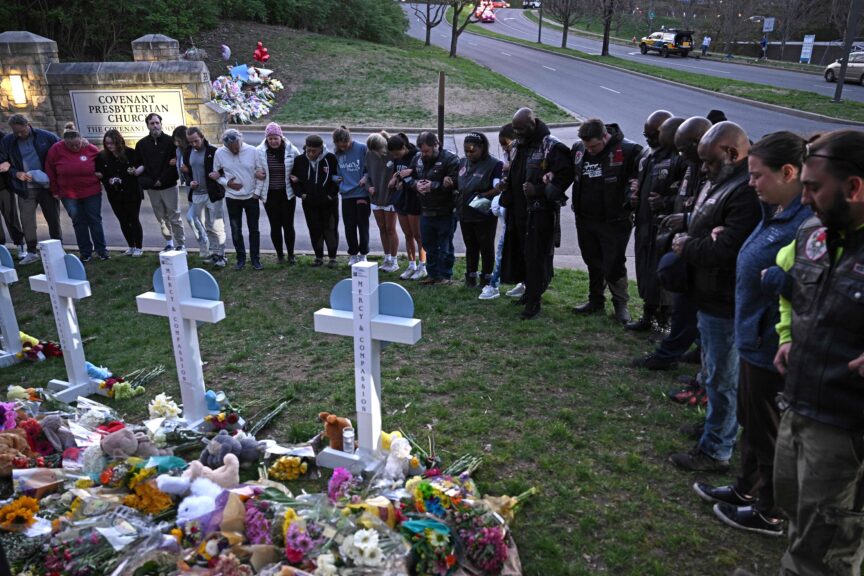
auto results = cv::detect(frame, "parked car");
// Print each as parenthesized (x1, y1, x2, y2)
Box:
(824, 52, 864, 84)
(480, 9, 497, 23)
(523, 1, 541, 8)
(639, 30, 694, 58)
(491, 1, 510, 7)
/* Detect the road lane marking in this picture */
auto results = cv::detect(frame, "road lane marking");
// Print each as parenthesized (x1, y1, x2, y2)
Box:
(600, 85, 621, 94)
(543, 65, 557, 71)
(501, 52, 512, 56)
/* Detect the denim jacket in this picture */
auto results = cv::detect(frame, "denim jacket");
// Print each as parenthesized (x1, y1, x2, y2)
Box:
(734, 195, 812, 370)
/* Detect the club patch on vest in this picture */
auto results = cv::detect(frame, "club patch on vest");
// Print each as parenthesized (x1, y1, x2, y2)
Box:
(854, 263, 864, 276)
(459, 166, 467, 176)
(805, 227, 828, 261)
(573, 150, 583, 164)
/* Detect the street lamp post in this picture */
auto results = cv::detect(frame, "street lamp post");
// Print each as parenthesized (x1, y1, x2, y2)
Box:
(833, 0, 864, 103)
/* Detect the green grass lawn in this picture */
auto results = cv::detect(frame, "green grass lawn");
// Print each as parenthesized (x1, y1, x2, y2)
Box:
(460, 15, 864, 123)
(199, 20, 572, 128)
(5, 252, 785, 575)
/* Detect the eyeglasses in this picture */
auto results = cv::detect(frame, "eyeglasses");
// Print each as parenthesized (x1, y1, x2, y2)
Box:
(803, 143, 864, 172)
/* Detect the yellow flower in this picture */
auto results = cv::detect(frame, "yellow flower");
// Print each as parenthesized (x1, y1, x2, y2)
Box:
(128, 467, 155, 489)
(75, 478, 94, 489)
(123, 482, 172, 515)
(0, 496, 39, 530)
(217, 413, 226, 422)
(282, 508, 298, 537)
(170, 527, 183, 543)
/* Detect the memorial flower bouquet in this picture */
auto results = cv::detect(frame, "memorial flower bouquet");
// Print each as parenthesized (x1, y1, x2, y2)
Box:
(203, 409, 242, 432)
(0, 495, 39, 531)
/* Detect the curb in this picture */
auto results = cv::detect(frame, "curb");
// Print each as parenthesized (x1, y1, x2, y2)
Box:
(238, 121, 583, 133)
(469, 32, 864, 127)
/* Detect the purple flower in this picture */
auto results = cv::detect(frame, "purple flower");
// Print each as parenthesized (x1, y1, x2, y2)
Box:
(0, 402, 17, 430)
(327, 467, 353, 502)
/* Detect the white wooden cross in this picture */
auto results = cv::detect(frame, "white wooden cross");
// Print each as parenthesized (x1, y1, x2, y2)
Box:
(0, 245, 22, 367)
(28, 240, 104, 401)
(313, 261, 422, 472)
(136, 250, 225, 427)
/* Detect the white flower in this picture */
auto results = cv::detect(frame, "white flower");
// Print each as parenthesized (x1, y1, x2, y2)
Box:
(357, 545, 384, 567)
(353, 528, 379, 553)
(314, 553, 338, 576)
(148, 393, 181, 419)
(339, 533, 358, 561)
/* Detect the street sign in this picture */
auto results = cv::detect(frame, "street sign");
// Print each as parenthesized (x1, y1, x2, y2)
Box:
(762, 17, 775, 33)
(800, 35, 816, 64)
(649, 11, 655, 20)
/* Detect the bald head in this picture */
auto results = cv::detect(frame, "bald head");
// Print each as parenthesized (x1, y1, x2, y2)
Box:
(512, 108, 536, 140)
(698, 121, 751, 180)
(675, 116, 712, 163)
(644, 110, 673, 149)
(659, 117, 685, 151)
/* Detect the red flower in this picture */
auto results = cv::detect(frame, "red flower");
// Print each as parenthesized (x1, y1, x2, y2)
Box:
(226, 412, 239, 424)
(285, 546, 304, 564)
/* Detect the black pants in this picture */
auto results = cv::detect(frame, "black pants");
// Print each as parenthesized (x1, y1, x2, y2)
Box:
(735, 359, 783, 515)
(524, 209, 556, 304)
(226, 197, 260, 264)
(341, 197, 370, 256)
(303, 199, 339, 259)
(461, 218, 497, 276)
(106, 189, 143, 248)
(0, 187, 23, 245)
(264, 191, 296, 260)
(575, 216, 631, 305)
(654, 292, 700, 361)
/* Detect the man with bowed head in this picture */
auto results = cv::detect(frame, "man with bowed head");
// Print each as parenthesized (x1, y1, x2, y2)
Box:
(569, 117, 643, 323)
(135, 113, 185, 252)
(771, 130, 864, 576)
(509, 108, 574, 320)
(409, 131, 460, 285)
(183, 127, 227, 268)
(668, 121, 761, 472)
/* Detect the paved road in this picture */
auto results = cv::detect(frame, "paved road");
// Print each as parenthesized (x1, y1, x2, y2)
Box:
(406, 9, 859, 142)
(490, 8, 864, 103)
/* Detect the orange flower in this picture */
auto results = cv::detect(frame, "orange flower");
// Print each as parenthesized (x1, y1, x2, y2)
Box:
(0, 496, 39, 530)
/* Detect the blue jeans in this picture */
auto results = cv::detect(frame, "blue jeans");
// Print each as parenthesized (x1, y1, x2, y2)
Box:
(61, 194, 106, 259)
(489, 216, 506, 288)
(697, 311, 740, 461)
(420, 213, 456, 280)
(226, 197, 260, 264)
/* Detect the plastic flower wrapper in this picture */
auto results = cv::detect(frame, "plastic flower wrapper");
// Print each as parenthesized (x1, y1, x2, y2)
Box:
(74, 397, 118, 431)
(404, 473, 478, 520)
(401, 518, 457, 576)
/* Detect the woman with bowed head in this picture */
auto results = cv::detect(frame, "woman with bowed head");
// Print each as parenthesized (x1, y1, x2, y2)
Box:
(45, 123, 108, 262)
(255, 122, 301, 265)
(96, 129, 143, 257)
(366, 132, 399, 273)
(332, 126, 369, 265)
(456, 132, 502, 288)
(291, 134, 340, 267)
(694, 131, 813, 537)
(387, 133, 425, 280)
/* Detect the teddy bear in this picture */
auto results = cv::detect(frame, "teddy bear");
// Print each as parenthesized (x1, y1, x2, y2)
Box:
(101, 428, 172, 459)
(158, 452, 240, 493)
(40, 415, 77, 453)
(199, 430, 259, 469)
(0, 429, 34, 476)
(319, 412, 353, 452)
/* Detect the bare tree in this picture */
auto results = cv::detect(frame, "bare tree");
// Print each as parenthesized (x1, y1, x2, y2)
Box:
(545, 0, 582, 48)
(760, 0, 823, 59)
(413, 1, 448, 47)
(599, 0, 617, 56)
(448, 1, 480, 58)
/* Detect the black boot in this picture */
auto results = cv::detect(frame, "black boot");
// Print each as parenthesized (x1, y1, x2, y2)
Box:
(572, 300, 604, 314)
(465, 273, 477, 288)
(613, 302, 632, 324)
(625, 306, 655, 331)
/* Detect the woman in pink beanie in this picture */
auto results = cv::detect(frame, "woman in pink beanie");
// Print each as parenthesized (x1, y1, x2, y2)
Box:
(254, 122, 301, 264)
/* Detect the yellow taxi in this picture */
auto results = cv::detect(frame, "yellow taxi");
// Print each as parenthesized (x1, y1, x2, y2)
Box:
(639, 29, 694, 58)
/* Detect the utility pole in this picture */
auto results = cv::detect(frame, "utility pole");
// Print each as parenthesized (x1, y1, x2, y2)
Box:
(833, 0, 863, 103)
(537, 2, 543, 44)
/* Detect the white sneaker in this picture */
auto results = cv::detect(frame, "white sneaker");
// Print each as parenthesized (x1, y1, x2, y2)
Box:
(17, 245, 27, 260)
(359, 254, 367, 262)
(19, 253, 40, 266)
(131, 248, 144, 257)
(347, 255, 359, 266)
(387, 258, 400, 273)
(479, 285, 500, 300)
(400, 263, 417, 280)
(122, 247, 134, 256)
(410, 265, 428, 280)
(505, 282, 525, 297)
